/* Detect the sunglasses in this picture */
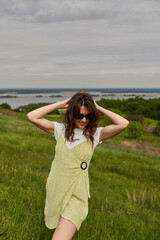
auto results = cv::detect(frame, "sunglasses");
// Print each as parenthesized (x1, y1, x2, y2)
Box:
(76, 113, 91, 120)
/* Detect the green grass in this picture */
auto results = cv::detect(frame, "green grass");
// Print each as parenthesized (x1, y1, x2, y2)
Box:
(0, 109, 160, 240)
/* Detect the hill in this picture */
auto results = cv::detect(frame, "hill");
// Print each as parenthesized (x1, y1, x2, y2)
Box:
(0, 108, 160, 240)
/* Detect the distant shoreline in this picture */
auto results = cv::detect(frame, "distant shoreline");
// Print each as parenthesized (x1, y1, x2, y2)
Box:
(0, 88, 160, 95)
(0, 94, 155, 98)
(0, 88, 160, 108)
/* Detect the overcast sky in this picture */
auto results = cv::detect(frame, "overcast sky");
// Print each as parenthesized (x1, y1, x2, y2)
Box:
(0, 0, 160, 88)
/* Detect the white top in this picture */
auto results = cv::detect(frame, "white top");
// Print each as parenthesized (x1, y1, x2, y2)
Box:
(53, 121, 103, 150)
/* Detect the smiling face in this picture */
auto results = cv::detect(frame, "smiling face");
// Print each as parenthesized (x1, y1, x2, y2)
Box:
(74, 105, 90, 129)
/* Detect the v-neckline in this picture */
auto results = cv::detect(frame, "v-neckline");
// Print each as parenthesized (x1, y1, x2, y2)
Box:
(59, 133, 90, 151)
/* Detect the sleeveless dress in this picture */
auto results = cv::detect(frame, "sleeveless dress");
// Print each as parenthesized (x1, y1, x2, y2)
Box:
(44, 124, 103, 231)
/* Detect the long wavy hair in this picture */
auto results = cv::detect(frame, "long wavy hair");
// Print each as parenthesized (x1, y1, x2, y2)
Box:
(63, 92, 100, 149)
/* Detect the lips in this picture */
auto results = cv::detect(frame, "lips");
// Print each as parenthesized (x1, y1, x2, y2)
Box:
(79, 122, 86, 126)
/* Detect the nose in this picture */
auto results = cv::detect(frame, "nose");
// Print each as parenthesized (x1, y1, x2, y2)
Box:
(81, 117, 87, 122)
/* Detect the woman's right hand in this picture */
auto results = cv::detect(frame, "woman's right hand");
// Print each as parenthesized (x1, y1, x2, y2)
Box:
(59, 97, 71, 109)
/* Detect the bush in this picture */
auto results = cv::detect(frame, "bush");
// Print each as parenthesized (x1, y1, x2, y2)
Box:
(96, 97, 160, 120)
(0, 103, 11, 109)
(13, 108, 21, 112)
(25, 103, 60, 115)
(126, 109, 144, 125)
(127, 121, 143, 140)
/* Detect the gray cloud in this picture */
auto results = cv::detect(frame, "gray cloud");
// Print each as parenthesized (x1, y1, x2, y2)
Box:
(0, 0, 112, 22)
(0, 0, 160, 88)
(0, 0, 160, 23)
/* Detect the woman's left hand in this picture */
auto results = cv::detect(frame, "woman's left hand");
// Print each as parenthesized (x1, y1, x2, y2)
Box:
(93, 100, 100, 110)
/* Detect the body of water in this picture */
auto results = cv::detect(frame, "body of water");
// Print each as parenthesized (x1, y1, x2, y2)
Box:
(0, 88, 160, 109)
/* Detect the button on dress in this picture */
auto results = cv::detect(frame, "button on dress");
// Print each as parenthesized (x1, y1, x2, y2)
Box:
(44, 123, 103, 231)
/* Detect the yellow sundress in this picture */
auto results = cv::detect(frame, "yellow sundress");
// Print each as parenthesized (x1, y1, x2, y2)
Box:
(44, 127, 100, 230)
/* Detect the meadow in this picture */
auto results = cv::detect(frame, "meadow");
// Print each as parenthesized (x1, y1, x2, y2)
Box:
(0, 108, 160, 240)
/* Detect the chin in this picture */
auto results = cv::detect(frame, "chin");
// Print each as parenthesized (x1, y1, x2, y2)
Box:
(77, 122, 88, 128)
(78, 125, 85, 129)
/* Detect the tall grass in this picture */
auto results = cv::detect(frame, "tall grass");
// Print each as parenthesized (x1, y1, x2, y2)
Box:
(0, 109, 160, 240)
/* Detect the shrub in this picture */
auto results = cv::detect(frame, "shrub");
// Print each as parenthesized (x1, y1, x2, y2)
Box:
(13, 108, 21, 112)
(0, 103, 11, 109)
(26, 103, 60, 115)
(126, 109, 144, 126)
(127, 121, 143, 140)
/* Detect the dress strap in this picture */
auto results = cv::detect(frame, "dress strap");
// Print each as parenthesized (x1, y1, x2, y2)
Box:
(59, 127, 65, 141)
(61, 127, 65, 134)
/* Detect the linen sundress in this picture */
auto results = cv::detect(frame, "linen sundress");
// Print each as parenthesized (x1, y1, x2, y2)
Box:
(44, 121, 103, 231)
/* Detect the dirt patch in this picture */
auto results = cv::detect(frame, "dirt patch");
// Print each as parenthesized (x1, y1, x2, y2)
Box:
(104, 140, 160, 158)
(143, 127, 157, 135)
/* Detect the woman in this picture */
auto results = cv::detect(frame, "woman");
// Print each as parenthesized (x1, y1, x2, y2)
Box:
(27, 92, 129, 240)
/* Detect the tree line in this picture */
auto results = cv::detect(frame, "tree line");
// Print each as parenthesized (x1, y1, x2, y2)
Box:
(1, 96, 160, 138)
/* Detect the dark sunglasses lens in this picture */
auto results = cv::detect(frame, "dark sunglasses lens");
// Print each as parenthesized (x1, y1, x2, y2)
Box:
(85, 114, 90, 119)
(77, 114, 90, 119)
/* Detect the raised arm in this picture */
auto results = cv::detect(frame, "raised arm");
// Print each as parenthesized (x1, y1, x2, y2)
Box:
(94, 101, 129, 141)
(27, 98, 71, 134)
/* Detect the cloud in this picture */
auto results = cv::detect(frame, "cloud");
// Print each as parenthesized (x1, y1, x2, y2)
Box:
(0, 0, 111, 23)
(0, 0, 160, 23)
(0, 0, 160, 88)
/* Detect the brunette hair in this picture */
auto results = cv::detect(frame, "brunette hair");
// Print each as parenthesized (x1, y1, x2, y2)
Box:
(63, 92, 100, 149)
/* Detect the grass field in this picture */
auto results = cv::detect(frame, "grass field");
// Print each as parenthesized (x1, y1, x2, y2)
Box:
(0, 108, 160, 240)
